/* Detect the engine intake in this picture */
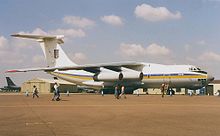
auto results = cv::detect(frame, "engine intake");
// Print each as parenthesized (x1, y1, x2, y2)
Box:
(120, 71, 143, 81)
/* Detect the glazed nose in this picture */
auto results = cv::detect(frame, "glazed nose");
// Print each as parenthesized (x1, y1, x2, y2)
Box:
(207, 74, 214, 82)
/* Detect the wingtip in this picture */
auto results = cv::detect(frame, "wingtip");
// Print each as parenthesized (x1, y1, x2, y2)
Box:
(11, 34, 19, 37)
(6, 70, 19, 73)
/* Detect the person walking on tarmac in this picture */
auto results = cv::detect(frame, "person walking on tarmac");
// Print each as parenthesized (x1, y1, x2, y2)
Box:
(161, 83, 165, 98)
(52, 82, 61, 101)
(32, 85, 39, 98)
(161, 83, 169, 98)
(114, 86, 119, 99)
(119, 86, 126, 99)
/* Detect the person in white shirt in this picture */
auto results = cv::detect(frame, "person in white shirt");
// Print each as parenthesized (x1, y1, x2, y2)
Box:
(52, 82, 60, 101)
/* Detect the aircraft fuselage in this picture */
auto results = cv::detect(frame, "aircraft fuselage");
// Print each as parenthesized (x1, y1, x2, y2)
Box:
(49, 63, 213, 90)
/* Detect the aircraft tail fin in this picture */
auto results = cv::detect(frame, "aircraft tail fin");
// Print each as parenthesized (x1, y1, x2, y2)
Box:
(11, 34, 77, 67)
(6, 77, 16, 87)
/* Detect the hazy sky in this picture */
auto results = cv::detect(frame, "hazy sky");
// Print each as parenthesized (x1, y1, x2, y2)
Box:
(0, 0, 220, 86)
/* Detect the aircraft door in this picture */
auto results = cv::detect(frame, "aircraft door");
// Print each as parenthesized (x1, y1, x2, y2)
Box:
(144, 64, 151, 80)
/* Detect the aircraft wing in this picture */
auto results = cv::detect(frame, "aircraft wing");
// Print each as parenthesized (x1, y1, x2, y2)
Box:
(6, 61, 144, 73)
(6, 67, 54, 72)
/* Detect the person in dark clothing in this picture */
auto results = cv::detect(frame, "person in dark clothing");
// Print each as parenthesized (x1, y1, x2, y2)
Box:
(32, 85, 39, 98)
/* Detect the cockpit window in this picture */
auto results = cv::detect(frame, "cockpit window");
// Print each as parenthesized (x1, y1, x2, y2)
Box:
(189, 67, 207, 74)
(197, 71, 207, 74)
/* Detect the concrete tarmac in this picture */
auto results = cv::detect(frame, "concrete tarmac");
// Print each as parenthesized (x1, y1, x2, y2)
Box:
(0, 94, 220, 136)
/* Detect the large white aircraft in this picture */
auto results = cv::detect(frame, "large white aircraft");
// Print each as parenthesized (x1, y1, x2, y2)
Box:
(7, 34, 214, 93)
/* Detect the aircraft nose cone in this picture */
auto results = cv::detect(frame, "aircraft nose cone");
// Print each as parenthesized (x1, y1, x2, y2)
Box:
(207, 74, 214, 82)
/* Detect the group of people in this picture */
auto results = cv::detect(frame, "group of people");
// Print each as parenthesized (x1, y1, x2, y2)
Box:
(114, 86, 126, 99)
(31, 83, 173, 99)
(160, 83, 177, 97)
(30, 82, 61, 101)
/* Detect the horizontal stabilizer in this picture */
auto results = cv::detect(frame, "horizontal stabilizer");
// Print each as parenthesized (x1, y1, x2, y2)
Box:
(6, 67, 54, 73)
(11, 34, 64, 44)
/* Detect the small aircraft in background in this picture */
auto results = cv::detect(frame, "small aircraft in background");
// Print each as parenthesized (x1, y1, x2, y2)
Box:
(7, 34, 214, 94)
(0, 77, 21, 92)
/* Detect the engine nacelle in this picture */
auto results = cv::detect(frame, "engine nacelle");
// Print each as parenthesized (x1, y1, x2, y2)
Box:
(121, 71, 143, 81)
(120, 67, 143, 81)
(93, 72, 123, 81)
(93, 67, 143, 82)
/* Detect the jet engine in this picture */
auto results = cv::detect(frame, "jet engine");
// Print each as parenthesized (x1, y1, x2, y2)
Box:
(120, 67, 143, 81)
(93, 72, 123, 81)
(93, 68, 123, 81)
(93, 67, 143, 82)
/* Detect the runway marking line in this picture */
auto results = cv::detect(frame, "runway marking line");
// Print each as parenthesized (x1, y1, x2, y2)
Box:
(25, 122, 52, 126)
